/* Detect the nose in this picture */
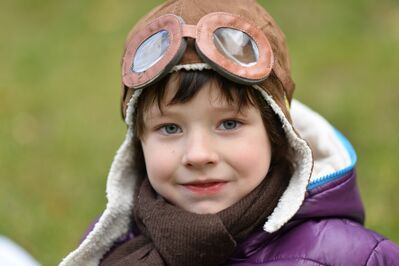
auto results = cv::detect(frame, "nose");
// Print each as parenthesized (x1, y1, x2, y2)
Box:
(181, 131, 219, 168)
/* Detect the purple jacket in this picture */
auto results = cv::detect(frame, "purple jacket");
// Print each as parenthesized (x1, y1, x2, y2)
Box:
(225, 169, 399, 265)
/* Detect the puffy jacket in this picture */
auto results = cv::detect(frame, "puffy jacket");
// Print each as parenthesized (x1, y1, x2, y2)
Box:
(225, 172, 399, 265)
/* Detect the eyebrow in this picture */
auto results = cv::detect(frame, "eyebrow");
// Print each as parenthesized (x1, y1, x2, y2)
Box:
(210, 105, 242, 112)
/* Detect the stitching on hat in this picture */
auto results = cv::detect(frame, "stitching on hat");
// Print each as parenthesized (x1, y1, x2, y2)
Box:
(172, 0, 178, 15)
(180, 0, 185, 17)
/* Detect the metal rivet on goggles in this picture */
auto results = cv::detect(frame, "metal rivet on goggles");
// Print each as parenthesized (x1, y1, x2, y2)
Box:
(122, 12, 274, 89)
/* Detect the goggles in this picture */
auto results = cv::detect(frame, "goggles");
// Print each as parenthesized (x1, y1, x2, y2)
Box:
(122, 12, 274, 89)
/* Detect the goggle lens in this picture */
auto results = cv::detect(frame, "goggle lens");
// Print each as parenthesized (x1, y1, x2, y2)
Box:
(213, 27, 259, 67)
(132, 30, 171, 73)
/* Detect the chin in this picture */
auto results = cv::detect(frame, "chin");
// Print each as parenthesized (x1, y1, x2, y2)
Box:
(183, 203, 228, 215)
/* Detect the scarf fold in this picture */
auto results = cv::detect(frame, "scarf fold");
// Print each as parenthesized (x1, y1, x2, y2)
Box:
(101, 167, 289, 266)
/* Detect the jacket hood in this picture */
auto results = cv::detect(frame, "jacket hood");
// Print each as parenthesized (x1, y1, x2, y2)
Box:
(291, 100, 364, 223)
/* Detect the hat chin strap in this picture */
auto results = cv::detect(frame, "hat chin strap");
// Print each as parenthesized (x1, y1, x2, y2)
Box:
(59, 64, 312, 266)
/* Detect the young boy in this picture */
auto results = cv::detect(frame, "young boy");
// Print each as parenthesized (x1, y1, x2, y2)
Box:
(60, 0, 399, 265)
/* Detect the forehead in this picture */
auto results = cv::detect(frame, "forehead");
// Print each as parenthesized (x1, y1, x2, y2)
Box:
(164, 74, 233, 104)
(145, 77, 242, 118)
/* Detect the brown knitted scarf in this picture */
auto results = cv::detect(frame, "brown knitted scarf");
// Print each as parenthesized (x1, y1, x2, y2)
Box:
(101, 167, 289, 266)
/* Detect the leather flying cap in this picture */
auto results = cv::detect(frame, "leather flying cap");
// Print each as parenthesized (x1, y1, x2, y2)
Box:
(120, 0, 295, 122)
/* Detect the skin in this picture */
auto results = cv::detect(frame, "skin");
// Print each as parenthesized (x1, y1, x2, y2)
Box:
(140, 78, 272, 214)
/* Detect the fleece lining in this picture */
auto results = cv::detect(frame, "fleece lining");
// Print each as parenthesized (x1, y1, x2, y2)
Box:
(291, 100, 352, 183)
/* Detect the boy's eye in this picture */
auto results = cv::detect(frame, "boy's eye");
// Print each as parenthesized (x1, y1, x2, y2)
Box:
(159, 123, 182, 135)
(218, 120, 241, 130)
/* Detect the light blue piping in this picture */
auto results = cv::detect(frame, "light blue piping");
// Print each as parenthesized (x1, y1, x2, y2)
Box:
(307, 129, 357, 191)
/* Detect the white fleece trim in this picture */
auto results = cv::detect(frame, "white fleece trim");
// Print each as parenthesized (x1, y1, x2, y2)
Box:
(172, 63, 212, 72)
(59, 89, 143, 266)
(290, 100, 351, 182)
(252, 85, 313, 233)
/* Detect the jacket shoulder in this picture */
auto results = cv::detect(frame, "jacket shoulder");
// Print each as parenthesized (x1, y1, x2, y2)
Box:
(366, 239, 399, 266)
(236, 218, 399, 266)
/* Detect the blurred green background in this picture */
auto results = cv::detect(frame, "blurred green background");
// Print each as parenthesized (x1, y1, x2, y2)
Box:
(0, 0, 398, 265)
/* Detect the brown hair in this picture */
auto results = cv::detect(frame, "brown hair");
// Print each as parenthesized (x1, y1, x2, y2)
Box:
(132, 70, 294, 179)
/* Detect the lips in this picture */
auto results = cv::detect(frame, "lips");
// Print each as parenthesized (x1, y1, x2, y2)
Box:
(182, 180, 227, 194)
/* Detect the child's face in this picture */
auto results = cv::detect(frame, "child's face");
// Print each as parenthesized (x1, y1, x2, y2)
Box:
(140, 78, 272, 214)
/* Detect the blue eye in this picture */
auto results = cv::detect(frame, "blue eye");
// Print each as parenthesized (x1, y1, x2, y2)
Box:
(219, 120, 240, 130)
(160, 124, 181, 134)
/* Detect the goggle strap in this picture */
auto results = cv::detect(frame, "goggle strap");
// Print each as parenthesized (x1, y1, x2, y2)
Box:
(181, 24, 197, 38)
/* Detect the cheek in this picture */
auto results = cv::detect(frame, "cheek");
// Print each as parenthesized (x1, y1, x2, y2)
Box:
(228, 131, 272, 179)
(141, 142, 179, 183)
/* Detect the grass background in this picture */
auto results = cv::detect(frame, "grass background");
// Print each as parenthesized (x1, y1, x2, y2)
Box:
(0, 0, 398, 265)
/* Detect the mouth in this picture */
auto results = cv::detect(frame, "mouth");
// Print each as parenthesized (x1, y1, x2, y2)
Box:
(182, 180, 227, 194)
